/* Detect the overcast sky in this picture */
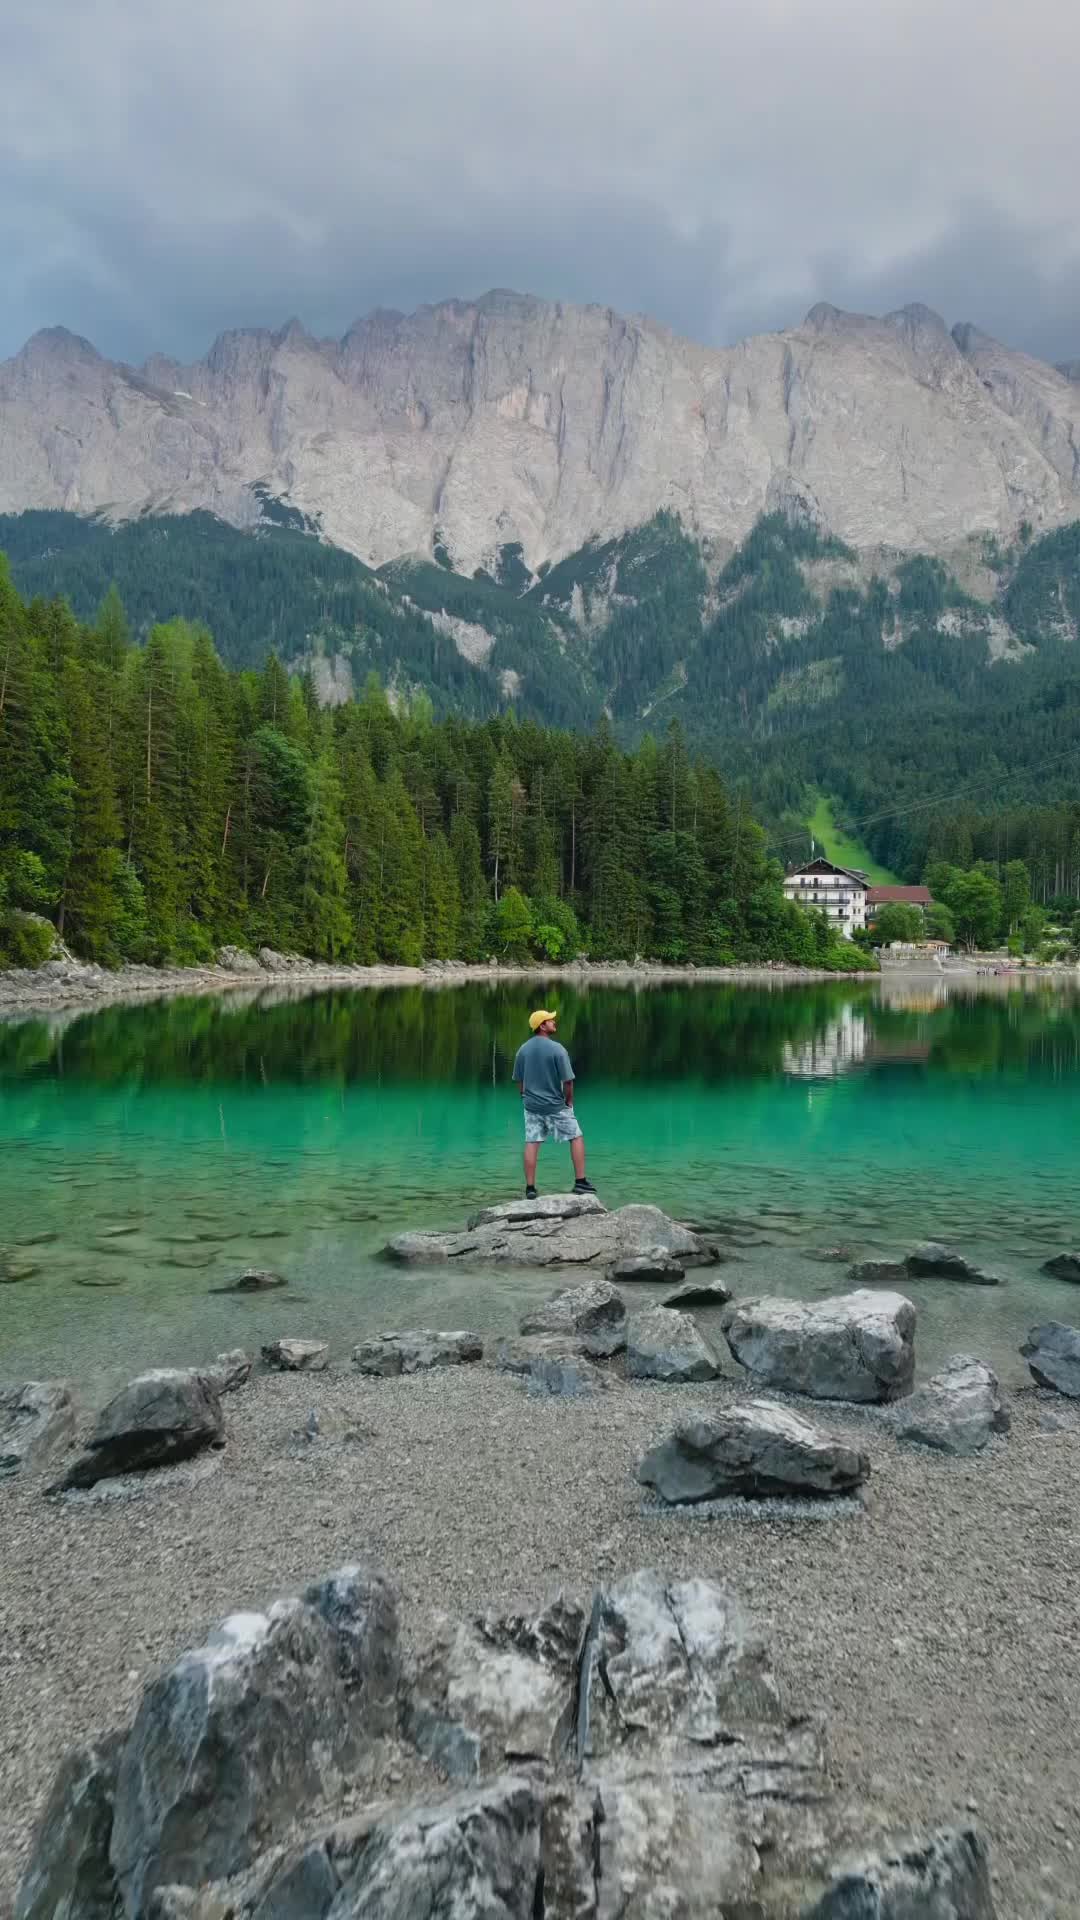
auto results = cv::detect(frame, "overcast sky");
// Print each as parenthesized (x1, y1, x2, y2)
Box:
(4, 0, 1079, 367)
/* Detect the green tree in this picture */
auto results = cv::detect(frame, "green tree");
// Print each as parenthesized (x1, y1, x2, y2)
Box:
(298, 750, 353, 960)
(492, 885, 532, 961)
(871, 902, 925, 945)
(1001, 860, 1031, 935)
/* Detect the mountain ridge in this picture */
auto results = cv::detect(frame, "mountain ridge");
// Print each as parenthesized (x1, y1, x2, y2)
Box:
(3, 287, 1080, 574)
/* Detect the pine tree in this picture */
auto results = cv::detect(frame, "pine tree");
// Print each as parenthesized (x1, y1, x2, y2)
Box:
(56, 659, 123, 960)
(451, 812, 488, 959)
(299, 750, 353, 960)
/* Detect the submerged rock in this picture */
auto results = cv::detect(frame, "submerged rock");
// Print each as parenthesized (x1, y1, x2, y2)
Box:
(351, 1330, 483, 1376)
(384, 1194, 712, 1270)
(904, 1243, 1003, 1286)
(638, 1400, 870, 1502)
(1021, 1321, 1080, 1397)
(893, 1354, 1009, 1456)
(851, 1245, 1002, 1287)
(214, 1270, 287, 1294)
(1, 1379, 76, 1479)
(52, 1370, 224, 1492)
(261, 1339, 329, 1372)
(519, 1276, 627, 1354)
(804, 1825, 995, 1918)
(625, 1305, 721, 1383)
(1042, 1251, 1080, 1283)
(722, 1289, 916, 1403)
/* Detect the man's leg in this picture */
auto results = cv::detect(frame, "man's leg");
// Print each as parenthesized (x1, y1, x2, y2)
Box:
(524, 1141, 540, 1188)
(570, 1133, 586, 1180)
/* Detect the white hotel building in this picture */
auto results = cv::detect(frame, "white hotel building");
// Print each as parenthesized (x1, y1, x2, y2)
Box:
(783, 856, 869, 937)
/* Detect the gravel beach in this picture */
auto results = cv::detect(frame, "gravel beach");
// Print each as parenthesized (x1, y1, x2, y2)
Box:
(1, 1361, 1077, 1918)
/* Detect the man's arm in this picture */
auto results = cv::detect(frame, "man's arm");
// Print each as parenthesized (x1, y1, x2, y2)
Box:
(559, 1045, 576, 1107)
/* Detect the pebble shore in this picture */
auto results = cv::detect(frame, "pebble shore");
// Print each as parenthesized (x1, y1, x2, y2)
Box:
(2, 1362, 1077, 1919)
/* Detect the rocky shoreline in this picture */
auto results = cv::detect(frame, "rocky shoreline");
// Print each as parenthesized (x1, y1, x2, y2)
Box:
(5, 1198, 1080, 1917)
(0, 947, 882, 1016)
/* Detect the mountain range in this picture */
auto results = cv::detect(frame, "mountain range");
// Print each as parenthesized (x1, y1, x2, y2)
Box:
(3, 288, 1080, 574)
(1, 289, 1079, 877)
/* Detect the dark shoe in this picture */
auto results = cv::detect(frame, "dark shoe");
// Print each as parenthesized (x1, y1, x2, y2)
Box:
(524, 1185, 538, 1200)
(573, 1178, 597, 1195)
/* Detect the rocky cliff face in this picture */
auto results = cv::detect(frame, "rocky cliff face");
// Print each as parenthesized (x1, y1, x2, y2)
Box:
(2, 288, 1078, 573)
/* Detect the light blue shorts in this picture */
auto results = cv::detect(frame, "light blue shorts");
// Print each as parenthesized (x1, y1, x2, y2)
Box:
(524, 1104, 582, 1145)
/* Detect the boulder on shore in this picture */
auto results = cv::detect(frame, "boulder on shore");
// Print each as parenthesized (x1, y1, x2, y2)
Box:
(1020, 1321, 1080, 1397)
(625, 1305, 721, 1382)
(722, 1289, 916, 1403)
(519, 1276, 627, 1354)
(490, 1335, 607, 1397)
(351, 1330, 483, 1376)
(406, 1597, 584, 1780)
(804, 1825, 995, 1918)
(1, 1379, 76, 1479)
(261, 1338, 329, 1373)
(893, 1354, 1009, 1455)
(1042, 1252, 1080, 1283)
(638, 1400, 870, 1502)
(383, 1193, 712, 1270)
(51, 1370, 224, 1492)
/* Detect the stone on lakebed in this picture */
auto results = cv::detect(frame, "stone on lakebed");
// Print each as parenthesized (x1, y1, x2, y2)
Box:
(1042, 1251, 1080, 1283)
(519, 1276, 627, 1354)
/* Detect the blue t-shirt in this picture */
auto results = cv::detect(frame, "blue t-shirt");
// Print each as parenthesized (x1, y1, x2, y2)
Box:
(512, 1034, 575, 1115)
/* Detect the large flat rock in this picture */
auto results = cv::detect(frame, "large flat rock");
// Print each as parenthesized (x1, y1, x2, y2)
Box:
(384, 1195, 711, 1270)
(638, 1400, 870, 1502)
(722, 1289, 916, 1403)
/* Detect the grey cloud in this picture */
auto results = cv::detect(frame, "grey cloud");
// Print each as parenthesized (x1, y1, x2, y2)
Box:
(1, 0, 1079, 365)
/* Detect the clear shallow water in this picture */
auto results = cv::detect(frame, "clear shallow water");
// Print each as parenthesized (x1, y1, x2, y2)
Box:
(1, 976, 1078, 1394)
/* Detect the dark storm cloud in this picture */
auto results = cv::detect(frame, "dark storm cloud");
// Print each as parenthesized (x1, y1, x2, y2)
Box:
(3, 0, 1078, 366)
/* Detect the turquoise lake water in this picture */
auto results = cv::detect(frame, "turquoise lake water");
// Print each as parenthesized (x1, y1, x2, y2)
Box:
(1, 976, 1078, 1393)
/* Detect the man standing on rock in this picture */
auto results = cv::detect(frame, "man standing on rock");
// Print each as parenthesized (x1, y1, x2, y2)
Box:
(512, 1010, 597, 1200)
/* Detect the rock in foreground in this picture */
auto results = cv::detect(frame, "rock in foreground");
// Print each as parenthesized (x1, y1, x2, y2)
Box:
(351, 1330, 483, 1376)
(51, 1370, 224, 1491)
(625, 1305, 721, 1382)
(661, 1276, 733, 1309)
(110, 1565, 399, 1915)
(894, 1354, 1009, 1456)
(722, 1289, 916, 1403)
(804, 1825, 995, 1918)
(0, 1379, 76, 1479)
(17, 1556, 998, 1920)
(1021, 1322, 1080, 1397)
(638, 1400, 871, 1503)
(384, 1193, 711, 1270)
(519, 1276, 627, 1354)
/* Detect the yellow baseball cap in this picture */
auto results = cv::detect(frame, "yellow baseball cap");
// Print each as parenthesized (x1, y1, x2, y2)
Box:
(528, 1008, 558, 1032)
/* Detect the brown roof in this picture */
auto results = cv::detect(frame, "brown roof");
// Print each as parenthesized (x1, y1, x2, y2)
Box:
(867, 885, 933, 906)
